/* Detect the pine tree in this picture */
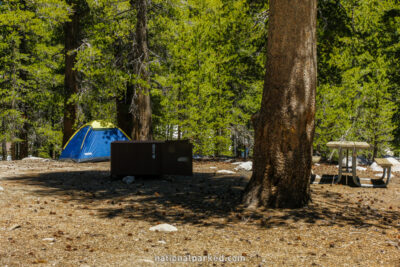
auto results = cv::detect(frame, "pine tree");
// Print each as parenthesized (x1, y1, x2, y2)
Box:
(315, 0, 398, 158)
(0, 0, 68, 158)
(243, 0, 317, 208)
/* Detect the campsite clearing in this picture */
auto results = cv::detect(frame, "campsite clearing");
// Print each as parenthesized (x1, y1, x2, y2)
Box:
(0, 159, 399, 266)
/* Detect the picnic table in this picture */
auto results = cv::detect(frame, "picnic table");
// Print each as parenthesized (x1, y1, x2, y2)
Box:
(326, 141, 370, 186)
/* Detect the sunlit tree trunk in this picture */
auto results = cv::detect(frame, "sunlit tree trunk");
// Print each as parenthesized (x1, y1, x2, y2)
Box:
(243, 0, 317, 208)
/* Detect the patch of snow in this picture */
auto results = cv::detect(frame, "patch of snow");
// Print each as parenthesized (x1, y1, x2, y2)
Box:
(22, 156, 53, 162)
(157, 240, 167, 245)
(370, 157, 400, 172)
(22, 156, 45, 161)
(356, 166, 367, 171)
(216, 170, 236, 174)
(386, 157, 400, 172)
(386, 157, 400, 165)
(315, 163, 320, 166)
(316, 175, 321, 179)
(232, 162, 244, 165)
(375, 173, 383, 177)
(370, 162, 383, 172)
(122, 176, 135, 184)
(341, 156, 370, 167)
(233, 161, 252, 171)
(0, 185, 3, 191)
(209, 167, 217, 169)
(149, 223, 177, 232)
(341, 157, 356, 167)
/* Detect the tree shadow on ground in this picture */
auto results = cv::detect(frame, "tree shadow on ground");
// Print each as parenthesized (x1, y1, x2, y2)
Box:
(5, 169, 399, 229)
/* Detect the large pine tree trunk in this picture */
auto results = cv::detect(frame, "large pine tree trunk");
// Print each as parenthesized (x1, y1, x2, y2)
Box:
(243, 0, 317, 209)
(62, 0, 83, 146)
(129, 0, 152, 140)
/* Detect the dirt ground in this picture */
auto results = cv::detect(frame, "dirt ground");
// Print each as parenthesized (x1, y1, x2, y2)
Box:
(0, 159, 399, 267)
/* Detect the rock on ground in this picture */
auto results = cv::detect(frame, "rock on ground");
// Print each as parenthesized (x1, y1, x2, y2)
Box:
(370, 162, 383, 172)
(233, 161, 252, 171)
(122, 176, 135, 184)
(149, 223, 177, 232)
(8, 224, 21, 231)
(42, 238, 56, 242)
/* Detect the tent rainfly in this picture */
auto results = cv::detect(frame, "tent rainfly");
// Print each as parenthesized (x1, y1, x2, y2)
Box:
(59, 120, 130, 162)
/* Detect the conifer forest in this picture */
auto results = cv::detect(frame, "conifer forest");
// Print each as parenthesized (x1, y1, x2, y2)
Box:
(1, 0, 399, 159)
(1, 1, 400, 266)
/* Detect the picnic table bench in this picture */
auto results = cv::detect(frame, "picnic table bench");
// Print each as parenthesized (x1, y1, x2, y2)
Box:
(360, 158, 393, 188)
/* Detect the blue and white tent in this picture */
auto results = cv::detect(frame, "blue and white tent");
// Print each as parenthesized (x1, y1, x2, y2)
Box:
(59, 120, 130, 162)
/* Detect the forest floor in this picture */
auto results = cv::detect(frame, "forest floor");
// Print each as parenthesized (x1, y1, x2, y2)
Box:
(0, 159, 399, 267)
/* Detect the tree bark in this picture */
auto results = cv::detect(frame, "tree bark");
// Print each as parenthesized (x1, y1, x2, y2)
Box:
(243, 0, 317, 209)
(1, 139, 6, 160)
(372, 138, 378, 161)
(114, 35, 134, 136)
(18, 0, 29, 159)
(11, 143, 17, 160)
(129, 0, 152, 140)
(116, 82, 134, 136)
(19, 126, 29, 158)
(62, 0, 85, 146)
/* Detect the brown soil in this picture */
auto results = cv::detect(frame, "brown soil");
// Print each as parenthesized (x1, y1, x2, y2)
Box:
(0, 159, 399, 266)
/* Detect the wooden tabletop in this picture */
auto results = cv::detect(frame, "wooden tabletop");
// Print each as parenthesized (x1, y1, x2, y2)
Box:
(326, 141, 370, 149)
